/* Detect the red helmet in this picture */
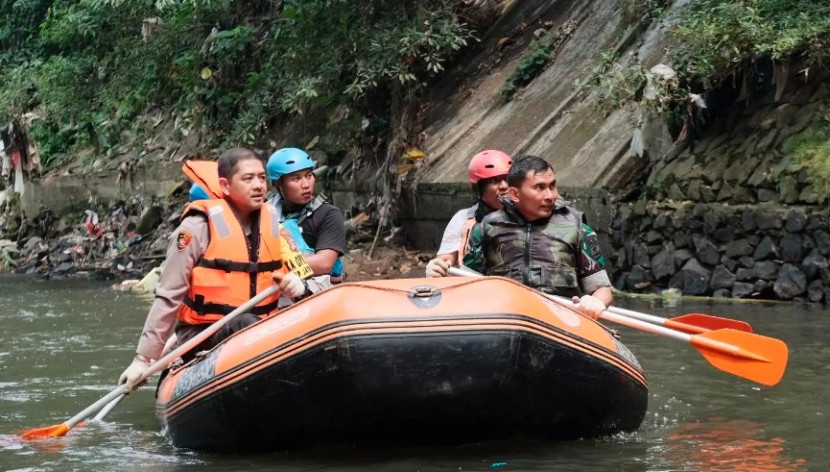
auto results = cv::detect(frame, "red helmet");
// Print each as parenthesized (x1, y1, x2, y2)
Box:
(467, 150, 512, 184)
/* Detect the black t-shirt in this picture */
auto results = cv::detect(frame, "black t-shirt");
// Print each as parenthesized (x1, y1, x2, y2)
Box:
(300, 203, 347, 255)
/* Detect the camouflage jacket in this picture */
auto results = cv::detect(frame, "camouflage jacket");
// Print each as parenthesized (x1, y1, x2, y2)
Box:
(463, 198, 611, 297)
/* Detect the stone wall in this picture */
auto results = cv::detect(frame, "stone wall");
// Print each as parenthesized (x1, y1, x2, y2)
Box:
(609, 72, 830, 302)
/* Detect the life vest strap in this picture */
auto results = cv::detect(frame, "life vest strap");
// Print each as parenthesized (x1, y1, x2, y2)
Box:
(197, 258, 283, 273)
(183, 294, 281, 316)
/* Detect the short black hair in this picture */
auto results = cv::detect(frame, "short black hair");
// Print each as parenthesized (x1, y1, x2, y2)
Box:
(217, 147, 258, 180)
(507, 155, 552, 188)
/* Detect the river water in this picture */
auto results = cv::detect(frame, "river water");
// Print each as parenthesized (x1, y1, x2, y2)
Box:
(0, 274, 826, 471)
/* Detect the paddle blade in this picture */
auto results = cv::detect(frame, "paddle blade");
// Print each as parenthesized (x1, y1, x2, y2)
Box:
(21, 422, 70, 440)
(672, 313, 753, 333)
(691, 329, 788, 387)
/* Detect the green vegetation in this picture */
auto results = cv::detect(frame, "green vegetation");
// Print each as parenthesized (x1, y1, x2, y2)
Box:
(500, 42, 552, 102)
(0, 0, 473, 172)
(790, 106, 830, 194)
(581, 51, 647, 114)
(583, 0, 830, 112)
(673, 0, 830, 87)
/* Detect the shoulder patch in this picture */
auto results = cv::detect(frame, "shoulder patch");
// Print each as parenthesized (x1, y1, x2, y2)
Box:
(176, 230, 193, 251)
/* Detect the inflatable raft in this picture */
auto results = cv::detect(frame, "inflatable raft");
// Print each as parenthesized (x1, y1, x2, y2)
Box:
(155, 276, 648, 451)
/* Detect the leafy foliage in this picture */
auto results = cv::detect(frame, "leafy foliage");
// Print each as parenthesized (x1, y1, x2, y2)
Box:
(0, 0, 473, 170)
(673, 0, 830, 87)
(790, 106, 830, 194)
(500, 42, 552, 102)
(582, 0, 830, 114)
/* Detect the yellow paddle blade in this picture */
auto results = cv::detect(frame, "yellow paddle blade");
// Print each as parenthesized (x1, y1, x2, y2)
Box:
(20, 422, 70, 440)
(690, 329, 788, 387)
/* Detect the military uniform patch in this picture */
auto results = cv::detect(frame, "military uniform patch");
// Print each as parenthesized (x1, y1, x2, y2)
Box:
(176, 230, 193, 251)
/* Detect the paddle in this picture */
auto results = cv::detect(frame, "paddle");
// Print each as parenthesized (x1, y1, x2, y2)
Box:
(21, 283, 281, 441)
(605, 305, 753, 334)
(446, 267, 788, 386)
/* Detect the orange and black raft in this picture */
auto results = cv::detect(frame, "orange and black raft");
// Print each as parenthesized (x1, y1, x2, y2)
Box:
(156, 276, 648, 451)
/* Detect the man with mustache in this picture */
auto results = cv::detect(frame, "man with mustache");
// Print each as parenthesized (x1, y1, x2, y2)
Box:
(463, 155, 612, 320)
(118, 148, 309, 389)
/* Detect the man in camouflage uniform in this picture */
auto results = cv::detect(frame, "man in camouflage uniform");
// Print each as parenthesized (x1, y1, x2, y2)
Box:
(463, 155, 612, 319)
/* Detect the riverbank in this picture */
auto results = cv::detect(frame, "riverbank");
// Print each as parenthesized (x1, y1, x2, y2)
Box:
(0, 182, 430, 287)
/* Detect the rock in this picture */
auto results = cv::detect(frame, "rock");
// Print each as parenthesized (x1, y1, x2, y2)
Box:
(700, 185, 716, 203)
(715, 181, 734, 202)
(755, 207, 782, 230)
(694, 236, 721, 267)
(721, 256, 738, 272)
(753, 235, 778, 260)
(741, 209, 758, 232)
(710, 265, 736, 290)
(773, 263, 807, 299)
(756, 188, 778, 202)
(815, 230, 830, 256)
(753, 279, 773, 296)
(651, 245, 676, 281)
(785, 209, 807, 232)
(801, 248, 828, 279)
(753, 260, 780, 280)
(673, 230, 691, 249)
(713, 288, 731, 298)
(738, 256, 755, 268)
(780, 233, 803, 263)
(736, 267, 753, 282)
(732, 282, 754, 298)
(645, 230, 663, 245)
(667, 183, 687, 201)
(712, 227, 735, 243)
(626, 265, 654, 291)
(799, 185, 820, 204)
(807, 280, 825, 303)
(725, 239, 754, 258)
(778, 175, 799, 204)
(633, 243, 651, 267)
(686, 180, 702, 201)
(653, 212, 669, 230)
(669, 258, 711, 295)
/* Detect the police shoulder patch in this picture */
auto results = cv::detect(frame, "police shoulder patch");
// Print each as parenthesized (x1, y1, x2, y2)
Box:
(176, 230, 193, 251)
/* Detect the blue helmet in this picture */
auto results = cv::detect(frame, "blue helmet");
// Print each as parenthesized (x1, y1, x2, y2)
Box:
(188, 183, 210, 202)
(266, 147, 315, 183)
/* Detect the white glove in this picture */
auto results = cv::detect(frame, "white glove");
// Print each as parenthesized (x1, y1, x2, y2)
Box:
(425, 258, 449, 278)
(118, 357, 150, 390)
(572, 294, 606, 320)
(279, 272, 307, 298)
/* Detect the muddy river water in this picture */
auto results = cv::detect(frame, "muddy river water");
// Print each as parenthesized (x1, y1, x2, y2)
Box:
(1, 275, 826, 471)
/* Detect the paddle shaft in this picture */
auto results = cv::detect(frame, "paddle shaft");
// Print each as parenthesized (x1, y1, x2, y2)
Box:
(93, 395, 125, 422)
(447, 267, 772, 362)
(53, 284, 280, 432)
(445, 267, 747, 334)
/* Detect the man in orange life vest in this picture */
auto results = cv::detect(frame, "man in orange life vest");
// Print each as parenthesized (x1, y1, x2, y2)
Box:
(425, 150, 512, 277)
(118, 148, 308, 389)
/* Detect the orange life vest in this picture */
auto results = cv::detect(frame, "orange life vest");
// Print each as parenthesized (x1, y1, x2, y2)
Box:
(178, 199, 285, 325)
